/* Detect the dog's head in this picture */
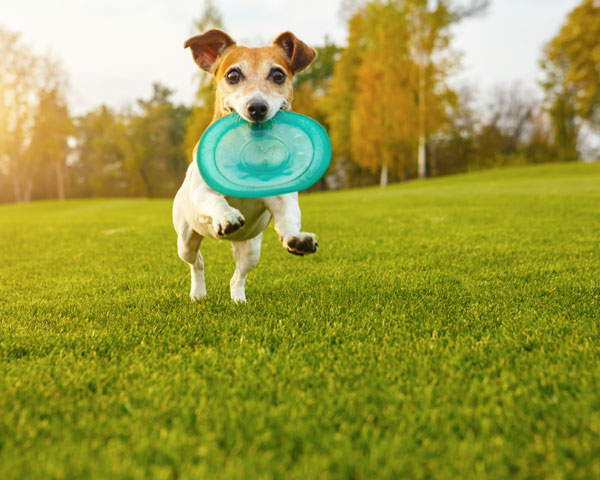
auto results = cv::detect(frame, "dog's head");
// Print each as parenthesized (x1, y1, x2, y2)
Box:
(185, 30, 316, 122)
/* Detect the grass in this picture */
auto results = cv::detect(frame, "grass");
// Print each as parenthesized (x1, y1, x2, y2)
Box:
(0, 162, 599, 479)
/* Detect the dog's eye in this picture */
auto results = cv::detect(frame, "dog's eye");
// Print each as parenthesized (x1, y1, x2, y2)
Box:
(226, 69, 242, 84)
(269, 68, 286, 85)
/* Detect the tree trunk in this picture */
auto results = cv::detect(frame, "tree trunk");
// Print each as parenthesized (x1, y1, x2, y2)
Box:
(417, 63, 428, 179)
(56, 158, 65, 200)
(10, 170, 29, 202)
(380, 164, 389, 187)
(11, 175, 21, 202)
(139, 168, 153, 197)
(418, 133, 427, 179)
(24, 178, 33, 202)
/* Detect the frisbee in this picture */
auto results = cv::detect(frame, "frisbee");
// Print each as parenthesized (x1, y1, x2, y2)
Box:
(197, 110, 331, 198)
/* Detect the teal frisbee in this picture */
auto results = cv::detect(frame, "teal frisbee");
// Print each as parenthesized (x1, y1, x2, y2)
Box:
(197, 110, 331, 198)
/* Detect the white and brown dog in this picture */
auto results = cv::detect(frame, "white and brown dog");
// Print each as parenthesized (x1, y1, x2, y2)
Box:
(173, 30, 318, 302)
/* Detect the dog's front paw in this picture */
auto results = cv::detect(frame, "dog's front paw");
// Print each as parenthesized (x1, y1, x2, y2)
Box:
(282, 232, 318, 256)
(212, 209, 245, 236)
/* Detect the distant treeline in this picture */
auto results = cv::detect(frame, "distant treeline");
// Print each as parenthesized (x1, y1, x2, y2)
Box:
(1, 0, 598, 203)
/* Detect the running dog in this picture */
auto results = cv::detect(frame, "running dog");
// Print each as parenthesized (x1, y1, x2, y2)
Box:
(173, 30, 318, 302)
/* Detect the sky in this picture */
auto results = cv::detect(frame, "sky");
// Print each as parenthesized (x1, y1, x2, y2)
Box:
(1, 0, 582, 115)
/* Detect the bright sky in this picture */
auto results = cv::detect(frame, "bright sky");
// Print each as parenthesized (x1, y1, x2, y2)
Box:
(2, 0, 581, 115)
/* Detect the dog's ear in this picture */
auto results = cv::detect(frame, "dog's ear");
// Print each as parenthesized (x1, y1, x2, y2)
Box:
(273, 32, 316, 74)
(184, 29, 236, 72)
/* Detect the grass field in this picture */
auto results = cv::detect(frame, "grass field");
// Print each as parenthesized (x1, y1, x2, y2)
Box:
(1, 163, 599, 479)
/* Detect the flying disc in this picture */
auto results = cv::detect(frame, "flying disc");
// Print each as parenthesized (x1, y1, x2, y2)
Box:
(197, 110, 331, 198)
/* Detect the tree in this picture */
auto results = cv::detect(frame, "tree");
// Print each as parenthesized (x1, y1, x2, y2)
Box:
(71, 85, 189, 200)
(0, 28, 35, 202)
(474, 83, 538, 167)
(0, 27, 71, 202)
(183, 1, 225, 160)
(428, 85, 478, 176)
(0, 29, 38, 202)
(349, 3, 420, 186)
(294, 38, 342, 95)
(28, 62, 73, 200)
(327, 0, 486, 187)
(429, 82, 556, 173)
(72, 105, 127, 197)
(292, 39, 342, 189)
(120, 84, 190, 197)
(541, 0, 600, 160)
(293, 38, 342, 124)
(326, 12, 373, 187)
(405, 0, 488, 178)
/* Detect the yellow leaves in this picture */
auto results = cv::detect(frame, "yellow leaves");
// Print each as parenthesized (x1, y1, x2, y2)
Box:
(325, 25, 364, 160)
(184, 103, 214, 162)
(326, 1, 459, 182)
(350, 51, 418, 173)
(542, 0, 600, 121)
(292, 83, 328, 126)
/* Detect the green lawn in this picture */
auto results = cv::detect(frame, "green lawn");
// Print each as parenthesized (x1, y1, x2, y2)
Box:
(1, 163, 599, 479)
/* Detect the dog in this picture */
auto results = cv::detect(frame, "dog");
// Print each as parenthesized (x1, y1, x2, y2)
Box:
(173, 29, 318, 302)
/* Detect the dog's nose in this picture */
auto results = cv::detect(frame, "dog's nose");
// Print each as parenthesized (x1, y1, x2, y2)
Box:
(247, 100, 268, 121)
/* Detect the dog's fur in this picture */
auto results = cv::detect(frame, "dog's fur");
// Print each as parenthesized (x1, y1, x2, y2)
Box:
(173, 30, 318, 302)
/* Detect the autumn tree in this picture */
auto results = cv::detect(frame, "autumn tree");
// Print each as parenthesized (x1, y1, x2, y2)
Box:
(291, 39, 342, 189)
(0, 27, 36, 202)
(405, 0, 488, 178)
(0, 27, 72, 202)
(429, 82, 556, 174)
(183, 1, 225, 160)
(327, 0, 486, 186)
(293, 38, 342, 126)
(70, 86, 189, 200)
(328, 1, 445, 186)
(325, 13, 371, 186)
(120, 84, 190, 197)
(350, 3, 420, 186)
(72, 105, 127, 197)
(541, 0, 600, 160)
(28, 63, 73, 200)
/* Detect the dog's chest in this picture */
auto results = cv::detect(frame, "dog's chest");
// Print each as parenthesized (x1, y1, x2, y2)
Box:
(223, 196, 271, 240)
(225, 197, 266, 220)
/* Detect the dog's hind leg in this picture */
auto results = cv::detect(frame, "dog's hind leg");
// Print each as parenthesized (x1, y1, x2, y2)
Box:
(176, 223, 206, 301)
(230, 233, 262, 303)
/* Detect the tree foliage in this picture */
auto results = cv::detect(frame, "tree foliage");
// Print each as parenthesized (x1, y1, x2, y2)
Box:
(183, 1, 225, 160)
(324, 13, 365, 180)
(73, 105, 127, 197)
(73, 84, 190, 199)
(293, 38, 342, 123)
(429, 83, 557, 175)
(2, 0, 597, 203)
(29, 77, 73, 200)
(541, 0, 600, 160)
(120, 84, 190, 197)
(0, 27, 71, 201)
(326, 0, 481, 186)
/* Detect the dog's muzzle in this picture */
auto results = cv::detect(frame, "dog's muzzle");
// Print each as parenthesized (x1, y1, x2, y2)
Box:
(247, 100, 268, 121)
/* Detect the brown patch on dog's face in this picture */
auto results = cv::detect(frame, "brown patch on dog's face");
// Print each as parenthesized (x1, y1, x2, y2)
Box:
(216, 46, 293, 79)
(185, 30, 316, 122)
(212, 46, 294, 121)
